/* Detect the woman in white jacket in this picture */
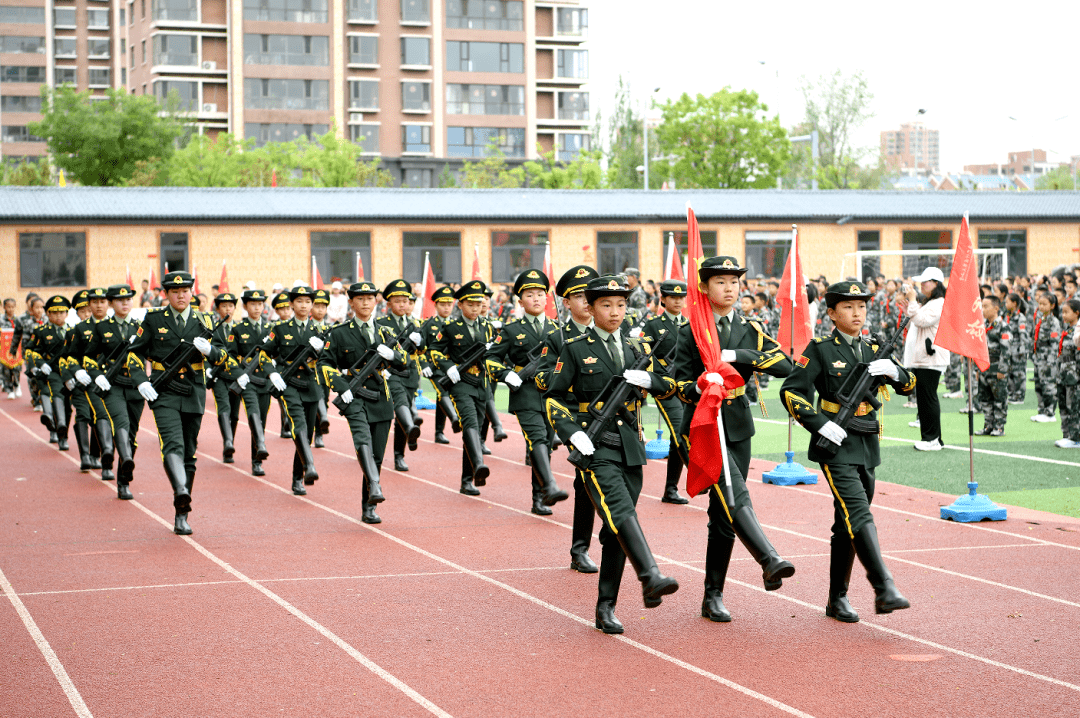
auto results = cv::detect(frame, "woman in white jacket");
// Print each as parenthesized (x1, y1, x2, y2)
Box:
(902, 267, 950, 451)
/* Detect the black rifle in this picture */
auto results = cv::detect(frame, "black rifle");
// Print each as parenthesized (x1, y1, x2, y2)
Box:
(813, 315, 911, 458)
(330, 326, 410, 413)
(93, 333, 137, 394)
(566, 342, 652, 471)
(435, 340, 488, 392)
(510, 342, 546, 391)
(227, 342, 268, 395)
(148, 322, 213, 400)
(385, 322, 420, 378)
(270, 342, 318, 397)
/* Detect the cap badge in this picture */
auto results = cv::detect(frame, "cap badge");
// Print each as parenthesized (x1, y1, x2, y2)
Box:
(575, 268, 589, 278)
(173, 276, 184, 284)
(722, 259, 735, 268)
(607, 280, 619, 289)
(849, 284, 860, 294)
(527, 270, 539, 278)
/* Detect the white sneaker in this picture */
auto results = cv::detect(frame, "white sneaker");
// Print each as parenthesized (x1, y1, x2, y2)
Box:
(1008, 400, 1025, 405)
(1054, 438, 1078, 448)
(908, 420, 921, 428)
(903, 401, 917, 409)
(913, 438, 943, 451)
(1034, 414, 1056, 423)
(5, 392, 13, 400)
(14, 386, 21, 398)
(943, 391, 964, 399)
(33, 404, 42, 412)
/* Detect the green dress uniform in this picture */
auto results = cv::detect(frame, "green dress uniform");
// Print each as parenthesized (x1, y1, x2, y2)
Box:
(207, 294, 241, 463)
(58, 299, 99, 464)
(126, 272, 215, 535)
(270, 291, 294, 439)
(672, 256, 795, 623)
(311, 289, 333, 449)
(485, 269, 569, 515)
(421, 306, 454, 442)
(71, 290, 124, 480)
(779, 280, 916, 622)
(428, 280, 494, 493)
(543, 275, 680, 634)
(27, 297, 72, 451)
(376, 279, 425, 472)
(477, 310, 508, 449)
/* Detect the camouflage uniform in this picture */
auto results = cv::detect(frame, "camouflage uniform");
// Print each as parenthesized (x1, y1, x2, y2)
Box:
(627, 284, 648, 312)
(814, 297, 834, 338)
(1057, 326, 1080, 443)
(943, 351, 963, 393)
(977, 315, 1011, 434)
(1005, 308, 1030, 403)
(1032, 312, 1062, 418)
(867, 291, 886, 335)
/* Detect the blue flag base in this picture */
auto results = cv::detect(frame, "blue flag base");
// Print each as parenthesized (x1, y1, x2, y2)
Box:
(940, 482, 1007, 522)
(645, 429, 670, 460)
(762, 451, 818, 485)
(415, 388, 436, 410)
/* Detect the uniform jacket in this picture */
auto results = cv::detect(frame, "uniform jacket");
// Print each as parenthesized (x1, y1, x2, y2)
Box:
(60, 317, 98, 388)
(640, 311, 685, 376)
(983, 315, 1011, 376)
(429, 318, 491, 397)
(213, 316, 273, 395)
(1058, 324, 1080, 387)
(255, 317, 325, 403)
(1005, 309, 1030, 361)
(83, 315, 143, 400)
(420, 315, 448, 379)
(317, 318, 402, 422)
(1033, 312, 1062, 361)
(26, 321, 69, 391)
(535, 319, 585, 397)
(486, 314, 558, 413)
(128, 306, 215, 413)
(377, 313, 425, 390)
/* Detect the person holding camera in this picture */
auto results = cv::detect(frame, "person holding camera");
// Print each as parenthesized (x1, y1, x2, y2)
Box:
(902, 268, 948, 451)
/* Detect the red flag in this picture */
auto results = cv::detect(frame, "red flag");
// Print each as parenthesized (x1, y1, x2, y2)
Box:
(218, 261, 230, 294)
(1, 328, 22, 369)
(777, 224, 812, 355)
(311, 255, 324, 290)
(271, 170, 277, 188)
(148, 265, 157, 291)
(542, 242, 558, 320)
(420, 252, 437, 319)
(472, 243, 482, 281)
(685, 204, 745, 498)
(934, 214, 990, 371)
(355, 251, 366, 282)
(125, 264, 133, 290)
(192, 266, 200, 295)
(664, 233, 685, 282)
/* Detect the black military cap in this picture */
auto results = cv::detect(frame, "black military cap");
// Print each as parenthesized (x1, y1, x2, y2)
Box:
(455, 280, 488, 302)
(242, 289, 267, 304)
(484, 285, 495, 297)
(106, 284, 136, 300)
(72, 290, 91, 309)
(45, 295, 71, 312)
(659, 279, 687, 297)
(431, 285, 455, 303)
(584, 275, 631, 303)
(87, 287, 108, 301)
(383, 279, 413, 299)
(289, 285, 314, 301)
(513, 269, 549, 296)
(214, 292, 238, 307)
(272, 291, 291, 309)
(347, 281, 379, 297)
(698, 256, 747, 281)
(162, 271, 195, 289)
(555, 265, 598, 298)
(825, 280, 874, 309)
(312, 289, 330, 305)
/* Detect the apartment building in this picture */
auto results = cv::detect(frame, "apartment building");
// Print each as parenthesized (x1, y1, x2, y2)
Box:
(0, 0, 591, 186)
(881, 121, 940, 175)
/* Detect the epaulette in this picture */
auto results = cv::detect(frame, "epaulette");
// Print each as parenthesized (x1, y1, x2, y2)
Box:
(148, 306, 166, 312)
(813, 336, 825, 343)
(748, 319, 764, 333)
(566, 333, 590, 344)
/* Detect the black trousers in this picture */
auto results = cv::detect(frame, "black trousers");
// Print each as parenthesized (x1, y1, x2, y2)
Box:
(913, 368, 942, 443)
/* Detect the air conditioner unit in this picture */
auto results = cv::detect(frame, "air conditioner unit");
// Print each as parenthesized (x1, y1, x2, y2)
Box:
(202, 103, 217, 113)
(201, 60, 216, 70)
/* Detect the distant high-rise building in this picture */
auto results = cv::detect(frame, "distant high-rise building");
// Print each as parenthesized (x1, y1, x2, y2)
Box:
(964, 150, 1057, 177)
(881, 122, 939, 175)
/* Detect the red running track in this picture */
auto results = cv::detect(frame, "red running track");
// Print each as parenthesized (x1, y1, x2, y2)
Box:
(2, 384, 1079, 717)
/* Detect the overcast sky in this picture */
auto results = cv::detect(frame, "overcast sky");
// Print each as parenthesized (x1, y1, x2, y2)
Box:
(587, 0, 1079, 174)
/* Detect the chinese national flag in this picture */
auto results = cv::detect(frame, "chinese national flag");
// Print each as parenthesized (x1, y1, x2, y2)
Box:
(543, 242, 558, 320)
(685, 204, 745, 498)
(420, 252, 437, 319)
(148, 266, 157, 290)
(219, 261, 230, 294)
(125, 265, 133, 290)
(664, 232, 685, 282)
(355, 251, 366, 282)
(472, 243, 482, 281)
(777, 225, 813, 355)
(933, 214, 990, 371)
(192, 266, 200, 295)
(311, 255, 324, 290)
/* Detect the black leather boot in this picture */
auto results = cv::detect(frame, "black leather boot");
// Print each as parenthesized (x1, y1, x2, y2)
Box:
(437, 395, 461, 433)
(48, 430, 58, 444)
(486, 396, 507, 442)
(434, 431, 450, 444)
(661, 444, 689, 504)
(551, 434, 563, 450)
(531, 473, 553, 515)
(40, 397, 55, 432)
(174, 513, 192, 535)
(87, 429, 101, 469)
(701, 537, 734, 622)
(316, 399, 330, 434)
(595, 545, 626, 634)
(460, 476, 480, 496)
(73, 421, 92, 472)
(279, 404, 291, 439)
(361, 502, 381, 524)
(461, 427, 490, 486)
(292, 475, 307, 495)
(395, 404, 421, 451)
(53, 398, 69, 451)
(616, 515, 678, 608)
(218, 412, 235, 462)
(530, 444, 568, 506)
(293, 434, 319, 484)
(357, 444, 385, 504)
(117, 480, 133, 500)
(434, 405, 449, 443)
(570, 478, 598, 573)
(96, 419, 115, 480)
(825, 534, 859, 623)
(252, 461, 265, 476)
(249, 411, 270, 461)
(115, 427, 135, 484)
(394, 453, 408, 472)
(731, 506, 795, 590)
(852, 523, 910, 614)
(313, 432, 325, 448)
(164, 453, 191, 520)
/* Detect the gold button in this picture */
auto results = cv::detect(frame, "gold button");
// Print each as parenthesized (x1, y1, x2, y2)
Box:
(617, 420, 623, 426)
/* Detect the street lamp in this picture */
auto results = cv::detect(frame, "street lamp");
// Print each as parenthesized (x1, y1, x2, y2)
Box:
(642, 86, 660, 190)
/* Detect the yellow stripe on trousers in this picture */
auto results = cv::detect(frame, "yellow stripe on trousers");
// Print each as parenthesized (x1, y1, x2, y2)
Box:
(584, 468, 617, 535)
(823, 464, 855, 539)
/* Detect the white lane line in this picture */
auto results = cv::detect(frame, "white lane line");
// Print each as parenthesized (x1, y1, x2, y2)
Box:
(1, 407, 454, 718)
(0, 565, 94, 718)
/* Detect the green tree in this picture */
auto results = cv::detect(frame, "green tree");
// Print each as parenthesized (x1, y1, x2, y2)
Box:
(30, 86, 184, 186)
(2, 157, 54, 186)
(602, 76, 650, 189)
(524, 147, 604, 188)
(799, 70, 875, 189)
(457, 142, 525, 188)
(293, 126, 394, 187)
(1036, 165, 1077, 190)
(653, 89, 790, 189)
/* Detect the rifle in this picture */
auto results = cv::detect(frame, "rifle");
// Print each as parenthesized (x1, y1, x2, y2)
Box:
(330, 326, 410, 413)
(148, 321, 213, 400)
(93, 333, 137, 393)
(510, 341, 546, 391)
(813, 316, 911, 458)
(385, 322, 420, 378)
(434, 339, 488, 392)
(227, 341, 268, 395)
(566, 342, 652, 471)
(270, 342, 318, 397)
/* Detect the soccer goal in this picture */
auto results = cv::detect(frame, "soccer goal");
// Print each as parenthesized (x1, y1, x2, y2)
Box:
(840, 248, 1009, 284)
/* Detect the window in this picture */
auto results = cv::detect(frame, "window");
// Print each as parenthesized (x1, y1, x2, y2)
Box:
(53, 67, 77, 85)
(744, 231, 788, 279)
(0, 36, 45, 54)
(88, 38, 111, 58)
(87, 8, 110, 27)
(1, 96, 43, 113)
(160, 232, 188, 276)
(348, 34, 377, 64)
(131, 46, 136, 66)
(20, 233, 86, 287)
(857, 230, 880, 281)
(400, 36, 429, 66)
(243, 34, 329, 65)
(88, 68, 111, 87)
(558, 133, 589, 161)
(557, 49, 588, 78)
(347, 0, 376, 22)
(1, 126, 43, 143)
(120, 7, 126, 24)
(53, 7, 76, 26)
(245, 122, 328, 147)
(557, 91, 588, 120)
(243, 0, 328, 23)
(400, 0, 428, 23)
(901, 230, 952, 277)
(153, 34, 197, 65)
(141, 0, 146, 17)
(492, 232, 547, 283)
(0, 6, 45, 23)
(54, 37, 78, 58)
(349, 124, 379, 153)
(978, 230, 1027, 277)
(244, 78, 329, 110)
(312, 232, 371, 284)
(403, 168, 432, 187)
(3, 66, 47, 83)
(155, 80, 198, 111)
(555, 7, 587, 36)
(446, 0, 522, 31)
(446, 84, 524, 115)
(597, 232, 638, 276)
(153, 0, 197, 21)
(401, 124, 430, 152)
(121, 67, 127, 84)
(403, 232, 460, 283)
(349, 79, 378, 110)
(447, 127, 524, 158)
(446, 41, 523, 73)
(401, 81, 430, 111)
(121, 38, 127, 54)
(661, 230, 717, 274)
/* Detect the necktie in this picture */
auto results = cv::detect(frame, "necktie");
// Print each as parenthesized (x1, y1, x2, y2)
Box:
(606, 335, 623, 372)
(852, 338, 862, 362)
(175, 310, 185, 332)
(718, 316, 730, 346)
(362, 322, 373, 345)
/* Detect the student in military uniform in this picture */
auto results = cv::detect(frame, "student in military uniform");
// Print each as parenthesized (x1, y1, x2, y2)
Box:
(544, 275, 681, 634)
(486, 269, 569, 515)
(127, 272, 217, 535)
(429, 280, 494, 494)
(975, 296, 1011, 437)
(422, 285, 458, 444)
(625, 268, 647, 313)
(641, 279, 690, 504)
(1032, 292, 1061, 422)
(477, 285, 507, 453)
(1055, 300, 1080, 448)
(58, 291, 100, 465)
(257, 286, 324, 496)
(376, 279, 425, 472)
(27, 295, 73, 451)
(310, 288, 332, 449)
(318, 281, 405, 523)
(1004, 293, 1029, 404)
(270, 291, 294, 439)
(67, 287, 121, 478)
(779, 280, 915, 622)
(207, 292, 240, 463)
(536, 264, 601, 573)
(673, 256, 796, 623)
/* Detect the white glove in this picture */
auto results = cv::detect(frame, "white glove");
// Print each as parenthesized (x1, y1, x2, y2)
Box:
(491, 320, 502, 329)
(94, 375, 111, 392)
(237, 374, 250, 390)
(205, 368, 213, 379)
(137, 381, 158, 403)
(504, 371, 523, 388)
(720, 350, 737, 362)
(819, 420, 847, 446)
(339, 389, 354, 404)
(704, 372, 724, 386)
(193, 337, 212, 356)
(421, 366, 433, 378)
(381, 369, 390, 379)
(39, 363, 51, 376)
(485, 342, 493, 350)
(269, 372, 287, 392)
(376, 344, 395, 360)
(867, 358, 900, 381)
(65, 378, 76, 391)
(75, 368, 92, 386)
(408, 332, 422, 346)
(570, 430, 595, 456)
(447, 365, 461, 384)
(622, 369, 651, 388)
(308, 336, 324, 351)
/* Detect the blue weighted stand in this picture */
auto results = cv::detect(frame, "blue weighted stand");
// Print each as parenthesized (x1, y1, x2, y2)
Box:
(940, 482, 1007, 522)
(645, 428, 669, 460)
(415, 388, 436, 410)
(762, 450, 818, 485)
